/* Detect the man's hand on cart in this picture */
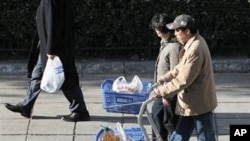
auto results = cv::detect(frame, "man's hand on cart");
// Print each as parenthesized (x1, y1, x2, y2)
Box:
(158, 75, 166, 84)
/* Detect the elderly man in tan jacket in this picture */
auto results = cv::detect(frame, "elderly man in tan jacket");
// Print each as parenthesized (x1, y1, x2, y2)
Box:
(151, 14, 217, 141)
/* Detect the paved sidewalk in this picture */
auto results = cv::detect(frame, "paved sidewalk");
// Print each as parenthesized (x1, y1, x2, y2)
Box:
(0, 73, 250, 141)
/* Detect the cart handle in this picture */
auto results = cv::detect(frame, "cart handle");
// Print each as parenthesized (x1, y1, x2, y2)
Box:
(138, 83, 159, 114)
(137, 83, 163, 141)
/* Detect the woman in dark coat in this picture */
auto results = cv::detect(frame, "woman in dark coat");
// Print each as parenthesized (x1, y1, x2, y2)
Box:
(5, 0, 90, 122)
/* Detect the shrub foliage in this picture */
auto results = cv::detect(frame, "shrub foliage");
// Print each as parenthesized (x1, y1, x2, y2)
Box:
(0, 0, 249, 59)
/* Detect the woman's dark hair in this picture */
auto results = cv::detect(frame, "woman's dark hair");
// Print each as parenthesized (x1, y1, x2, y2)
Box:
(150, 13, 173, 33)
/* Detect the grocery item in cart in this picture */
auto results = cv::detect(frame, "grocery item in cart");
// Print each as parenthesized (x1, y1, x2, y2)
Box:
(100, 126, 117, 141)
(112, 75, 143, 94)
(95, 126, 144, 141)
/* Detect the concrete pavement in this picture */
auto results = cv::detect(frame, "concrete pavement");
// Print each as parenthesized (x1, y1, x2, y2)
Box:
(0, 72, 250, 141)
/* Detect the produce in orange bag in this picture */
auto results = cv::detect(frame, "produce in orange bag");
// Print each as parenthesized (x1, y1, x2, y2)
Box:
(101, 126, 117, 141)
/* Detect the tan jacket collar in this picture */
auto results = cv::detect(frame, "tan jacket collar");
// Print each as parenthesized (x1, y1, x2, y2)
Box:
(183, 33, 198, 51)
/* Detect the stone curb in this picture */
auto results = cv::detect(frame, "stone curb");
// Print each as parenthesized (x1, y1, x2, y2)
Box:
(0, 58, 249, 75)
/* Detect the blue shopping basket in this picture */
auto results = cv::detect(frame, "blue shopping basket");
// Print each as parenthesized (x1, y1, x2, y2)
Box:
(101, 79, 152, 114)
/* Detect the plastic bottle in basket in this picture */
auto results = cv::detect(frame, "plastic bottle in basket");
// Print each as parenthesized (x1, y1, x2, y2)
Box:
(101, 126, 117, 141)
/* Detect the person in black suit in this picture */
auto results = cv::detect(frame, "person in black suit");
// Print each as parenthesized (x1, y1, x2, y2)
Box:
(5, 0, 90, 122)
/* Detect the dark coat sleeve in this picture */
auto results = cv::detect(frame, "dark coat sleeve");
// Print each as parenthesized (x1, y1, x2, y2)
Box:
(46, 0, 62, 55)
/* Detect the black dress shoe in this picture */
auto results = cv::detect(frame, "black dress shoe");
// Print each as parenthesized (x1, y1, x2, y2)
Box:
(61, 112, 90, 122)
(5, 103, 31, 118)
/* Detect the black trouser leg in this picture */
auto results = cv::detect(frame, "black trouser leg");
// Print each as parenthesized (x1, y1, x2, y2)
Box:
(151, 99, 169, 141)
(62, 87, 88, 114)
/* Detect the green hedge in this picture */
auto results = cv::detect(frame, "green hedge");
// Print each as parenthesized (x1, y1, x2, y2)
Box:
(0, 0, 249, 59)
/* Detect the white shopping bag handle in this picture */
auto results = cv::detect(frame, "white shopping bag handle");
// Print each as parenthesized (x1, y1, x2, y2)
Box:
(116, 122, 127, 141)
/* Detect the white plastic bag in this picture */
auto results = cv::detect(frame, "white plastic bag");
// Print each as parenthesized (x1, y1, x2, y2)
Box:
(116, 122, 127, 141)
(130, 75, 143, 93)
(40, 56, 65, 93)
(112, 75, 143, 94)
(112, 76, 127, 93)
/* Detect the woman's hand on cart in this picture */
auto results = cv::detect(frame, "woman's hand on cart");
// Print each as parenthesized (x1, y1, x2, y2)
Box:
(149, 82, 162, 99)
(149, 83, 169, 107)
(150, 87, 161, 99)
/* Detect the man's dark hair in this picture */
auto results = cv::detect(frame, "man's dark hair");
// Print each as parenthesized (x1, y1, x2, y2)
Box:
(188, 26, 198, 34)
(177, 26, 198, 35)
(150, 13, 173, 33)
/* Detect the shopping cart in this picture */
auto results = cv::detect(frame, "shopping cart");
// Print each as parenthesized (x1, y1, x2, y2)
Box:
(100, 79, 219, 141)
(100, 79, 163, 141)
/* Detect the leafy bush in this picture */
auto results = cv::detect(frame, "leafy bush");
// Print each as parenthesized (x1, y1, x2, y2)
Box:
(0, 0, 37, 49)
(0, 0, 249, 59)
